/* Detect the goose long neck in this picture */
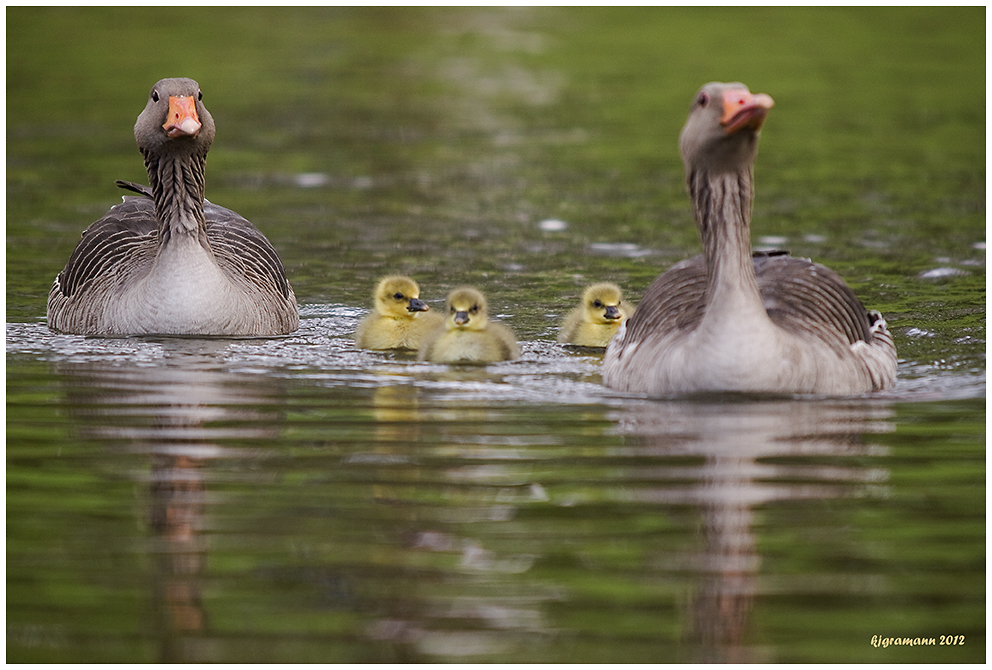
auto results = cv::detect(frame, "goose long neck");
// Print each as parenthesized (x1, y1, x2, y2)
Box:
(687, 165, 763, 311)
(143, 148, 209, 245)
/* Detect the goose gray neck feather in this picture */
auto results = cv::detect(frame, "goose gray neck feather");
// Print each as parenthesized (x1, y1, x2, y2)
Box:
(687, 166, 762, 314)
(143, 147, 209, 246)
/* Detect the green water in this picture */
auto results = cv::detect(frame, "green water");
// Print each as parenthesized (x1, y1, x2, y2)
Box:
(6, 7, 985, 663)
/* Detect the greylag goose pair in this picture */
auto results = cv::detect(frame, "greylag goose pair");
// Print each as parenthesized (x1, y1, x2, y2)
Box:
(47, 78, 895, 394)
(47, 78, 298, 336)
(603, 82, 897, 395)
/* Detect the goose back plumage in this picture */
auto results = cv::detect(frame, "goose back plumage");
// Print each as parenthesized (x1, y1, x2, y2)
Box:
(625, 250, 875, 347)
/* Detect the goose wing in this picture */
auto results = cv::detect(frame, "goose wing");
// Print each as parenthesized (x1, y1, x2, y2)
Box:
(752, 251, 874, 346)
(621, 255, 708, 343)
(622, 250, 878, 349)
(203, 202, 295, 302)
(52, 195, 158, 300)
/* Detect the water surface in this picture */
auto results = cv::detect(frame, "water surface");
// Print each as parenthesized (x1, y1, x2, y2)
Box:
(6, 7, 985, 663)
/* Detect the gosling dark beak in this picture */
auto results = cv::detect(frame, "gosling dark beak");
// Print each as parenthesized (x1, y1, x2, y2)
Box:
(604, 305, 621, 320)
(407, 298, 429, 313)
(454, 311, 469, 326)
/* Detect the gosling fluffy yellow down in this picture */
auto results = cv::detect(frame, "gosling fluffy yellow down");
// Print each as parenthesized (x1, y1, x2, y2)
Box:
(557, 282, 630, 347)
(417, 287, 520, 363)
(355, 275, 444, 350)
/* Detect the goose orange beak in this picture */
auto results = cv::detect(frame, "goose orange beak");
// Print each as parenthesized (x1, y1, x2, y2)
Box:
(163, 96, 202, 138)
(721, 89, 774, 134)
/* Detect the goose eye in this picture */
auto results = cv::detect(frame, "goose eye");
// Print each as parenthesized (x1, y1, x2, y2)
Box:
(393, 292, 404, 300)
(151, 89, 160, 103)
(696, 92, 709, 107)
(197, 89, 203, 101)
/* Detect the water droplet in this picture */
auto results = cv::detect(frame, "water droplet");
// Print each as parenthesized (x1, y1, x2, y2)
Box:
(538, 218, 568, 232)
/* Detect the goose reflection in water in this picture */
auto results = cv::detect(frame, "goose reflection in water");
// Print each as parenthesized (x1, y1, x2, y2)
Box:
(612, 397, 894, 663)
(355, 384, 896, 661)
(51, 341, 896, 662)
(56, 341, 287, 663)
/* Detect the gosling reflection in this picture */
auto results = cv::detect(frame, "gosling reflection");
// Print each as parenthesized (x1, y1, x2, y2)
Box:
(56, 341, 286, 662)
(367, 381, 425, 511)
(361, 380, 554, 658)
(614, 398, 894, 662)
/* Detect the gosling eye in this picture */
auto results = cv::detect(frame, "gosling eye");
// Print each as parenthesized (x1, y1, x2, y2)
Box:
(393, 292, 405, 300)
(470, 305, 479, 314)
(696, 91, 709, 107)
(592, 300, 603, 308)
(151, 89, 160, 103)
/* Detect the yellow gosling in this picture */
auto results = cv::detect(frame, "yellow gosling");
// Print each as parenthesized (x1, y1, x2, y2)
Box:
(355, 275, 444, 350)
(417, 287, 520, 364)
(558, 282, 630, 347)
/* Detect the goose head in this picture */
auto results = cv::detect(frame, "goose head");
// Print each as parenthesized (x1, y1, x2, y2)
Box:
(678, 82, 774, 175)
(374, 275, 430, 318)
(445, 287, 488, 331)
(134, 77, 216, 160)
(581, 283, 626, 324)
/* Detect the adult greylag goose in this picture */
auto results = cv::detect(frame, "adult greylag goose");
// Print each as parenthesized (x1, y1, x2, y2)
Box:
(47, 77, 298, 336)
(354, 275, 444, 350)
(558, 282, 630, 348)
(602, 82, 897, 395)
(417, 287, 520, 363)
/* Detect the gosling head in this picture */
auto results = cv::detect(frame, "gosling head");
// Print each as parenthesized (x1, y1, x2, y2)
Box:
(582, 283, 626, 325)
(373, 275, 430, 318)
(445, 287, 488, 331)
(679, 82, 774, 175)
